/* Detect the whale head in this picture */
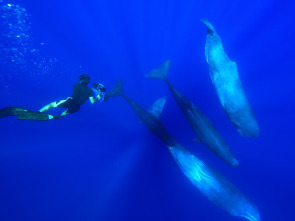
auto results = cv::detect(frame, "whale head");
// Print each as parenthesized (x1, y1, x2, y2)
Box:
(231, 196, 260, 221)
(241, 205, 261, 221)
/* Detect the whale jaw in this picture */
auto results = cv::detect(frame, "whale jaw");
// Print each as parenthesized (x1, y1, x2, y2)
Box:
(201, 18, 216, 34)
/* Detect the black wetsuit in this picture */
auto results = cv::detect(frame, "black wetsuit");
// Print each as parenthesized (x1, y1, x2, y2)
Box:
(57, 83, 93, 113)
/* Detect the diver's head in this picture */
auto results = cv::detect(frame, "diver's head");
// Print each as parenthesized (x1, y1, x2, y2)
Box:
(79, 74, 90, 85)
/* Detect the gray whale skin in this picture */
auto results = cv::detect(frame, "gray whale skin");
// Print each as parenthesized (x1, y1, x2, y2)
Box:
(202, 19, 259, 137)
(107, 78, 260, 221)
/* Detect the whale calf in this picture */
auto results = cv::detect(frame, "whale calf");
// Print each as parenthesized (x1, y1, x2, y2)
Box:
(201, 19, 259, 137)
(168, 144, 260, 221)
(146, 60, 239, 167)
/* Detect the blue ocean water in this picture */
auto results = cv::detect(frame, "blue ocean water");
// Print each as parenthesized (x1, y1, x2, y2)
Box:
(0, 0, 294, 220)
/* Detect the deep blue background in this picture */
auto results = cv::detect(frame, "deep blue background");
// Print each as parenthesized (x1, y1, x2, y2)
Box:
(1, 0, 294, 220)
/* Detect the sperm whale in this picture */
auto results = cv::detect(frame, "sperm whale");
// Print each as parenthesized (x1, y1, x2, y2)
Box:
(201, 19, 259, 137)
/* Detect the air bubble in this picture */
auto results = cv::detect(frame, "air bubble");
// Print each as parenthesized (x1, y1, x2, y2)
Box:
(0, 0, 58, 81)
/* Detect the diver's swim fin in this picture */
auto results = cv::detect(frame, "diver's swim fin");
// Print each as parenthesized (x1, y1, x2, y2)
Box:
(0, 107, 30, 118)
(0, 106, 61, 121)
(17, 111, 61, 121)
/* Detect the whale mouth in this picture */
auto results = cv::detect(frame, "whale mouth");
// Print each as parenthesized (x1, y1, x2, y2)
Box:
(201, 19, 215, 34)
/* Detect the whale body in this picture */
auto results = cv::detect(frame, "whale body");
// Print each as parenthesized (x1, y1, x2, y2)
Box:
(201, 19, 259, 137)
(146, 60, 239, 167)
(168, 144, 260, 221)
(107, 79, 260, 221)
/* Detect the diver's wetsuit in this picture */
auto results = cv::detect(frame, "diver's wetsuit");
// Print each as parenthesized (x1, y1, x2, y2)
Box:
(56, 83, 93, 114)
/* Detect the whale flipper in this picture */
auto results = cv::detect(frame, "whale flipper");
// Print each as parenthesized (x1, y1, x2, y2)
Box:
(148, 97, 166, 119)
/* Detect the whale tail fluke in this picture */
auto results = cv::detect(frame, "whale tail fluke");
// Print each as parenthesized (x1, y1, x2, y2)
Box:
(146, 59, 171, 80)
(201, 19, 216, 34)
(104, 79, 124, 100)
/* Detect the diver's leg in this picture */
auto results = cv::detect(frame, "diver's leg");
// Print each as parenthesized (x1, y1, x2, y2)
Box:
(39, 102, 58, 112)
(60, 110, 69, 117)
(43, 109, 67, 120)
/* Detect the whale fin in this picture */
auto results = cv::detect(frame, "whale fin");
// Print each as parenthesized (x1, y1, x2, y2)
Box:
(104, 78, 124, 100)
(201, 19, 216, 34)
(146, 60, 171, 80)
(148, 96, 167, 119)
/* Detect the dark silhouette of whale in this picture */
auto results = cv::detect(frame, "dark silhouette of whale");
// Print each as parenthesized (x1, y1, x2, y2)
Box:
(201, 19, 259, 137)
(106, 78, 175, 147)
(107, 79, 260, 221)
(146, 60, 239, 167)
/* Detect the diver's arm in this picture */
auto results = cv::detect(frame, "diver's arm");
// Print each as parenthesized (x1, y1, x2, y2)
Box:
(89, 94, 101, 104)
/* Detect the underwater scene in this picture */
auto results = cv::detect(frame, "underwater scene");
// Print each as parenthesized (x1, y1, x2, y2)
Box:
(0, 0, 294, 220)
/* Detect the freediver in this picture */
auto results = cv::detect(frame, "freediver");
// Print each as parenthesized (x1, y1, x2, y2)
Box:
(39, 74, 107, 118)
